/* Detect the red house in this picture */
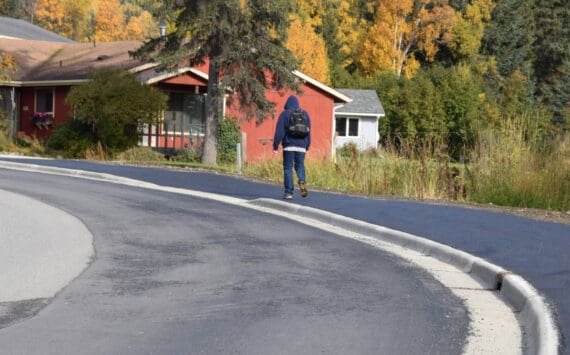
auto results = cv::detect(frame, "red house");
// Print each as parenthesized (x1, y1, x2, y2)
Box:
(0, 37, 351, 162)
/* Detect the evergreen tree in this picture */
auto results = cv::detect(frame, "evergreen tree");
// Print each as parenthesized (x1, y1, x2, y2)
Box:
(484, 0, 569, 123)
(448, 0, 469, 11)
(532, 0, 570, 123)
(483, 0, 534, 78)
(321, 0, 364, 82)
(134, 0, 299, 165)
(0, 0, 35, 20)
(0, 0, 13, 16)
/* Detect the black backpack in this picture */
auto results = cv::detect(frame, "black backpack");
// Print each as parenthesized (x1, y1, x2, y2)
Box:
(288, 108, 309, 138)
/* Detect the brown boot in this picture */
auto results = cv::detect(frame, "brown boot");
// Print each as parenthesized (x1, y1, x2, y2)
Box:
(299, 182, 308, 198)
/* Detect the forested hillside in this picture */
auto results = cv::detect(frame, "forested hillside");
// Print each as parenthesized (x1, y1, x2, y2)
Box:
(1, 0, 568, 149)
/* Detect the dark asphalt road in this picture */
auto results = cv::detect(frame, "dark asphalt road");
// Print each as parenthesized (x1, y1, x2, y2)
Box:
(0, 168, 469, 354)
(1, 157, 569, 353)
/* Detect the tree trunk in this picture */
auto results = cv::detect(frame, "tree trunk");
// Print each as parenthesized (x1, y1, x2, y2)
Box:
(202, 55, 222, 166)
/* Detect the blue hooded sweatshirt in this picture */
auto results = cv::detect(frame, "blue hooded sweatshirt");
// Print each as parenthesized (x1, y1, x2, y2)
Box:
(272, 95, 311, 151)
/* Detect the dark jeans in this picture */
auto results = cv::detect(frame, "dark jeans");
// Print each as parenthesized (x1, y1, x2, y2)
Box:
(283, 150, 306, 194)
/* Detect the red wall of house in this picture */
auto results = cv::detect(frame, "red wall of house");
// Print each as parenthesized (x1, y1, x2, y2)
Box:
(19, 86, 71, 141)
(161, 74, 207, 88)
(16, 70, 338, 164)
(235, 85, 335, 163)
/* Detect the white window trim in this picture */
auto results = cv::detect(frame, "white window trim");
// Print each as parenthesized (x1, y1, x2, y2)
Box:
(335, 116, 360, 137)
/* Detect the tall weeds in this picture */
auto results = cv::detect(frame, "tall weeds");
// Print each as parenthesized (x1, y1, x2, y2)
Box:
(468, 116, 569, 211)
(85, 141, 108, 161)
(244, 117, 568, 212)
(244, 139, 464, 201)
(0, 122, 45, 156)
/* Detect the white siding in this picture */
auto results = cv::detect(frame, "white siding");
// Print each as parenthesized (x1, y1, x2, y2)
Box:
(334, 116, 379, 151)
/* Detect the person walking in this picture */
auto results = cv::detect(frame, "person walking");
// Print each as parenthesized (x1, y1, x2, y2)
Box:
(273, 95, 311, 200)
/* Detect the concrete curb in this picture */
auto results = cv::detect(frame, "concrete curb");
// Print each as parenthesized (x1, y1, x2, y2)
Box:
(247, 198, 562, 355)
(0, 159, 562, 354)
(502, 274, 563, 355)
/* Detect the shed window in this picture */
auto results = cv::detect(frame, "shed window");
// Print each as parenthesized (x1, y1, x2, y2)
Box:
(336, 117, 359, 137)
(35, 88, 54, 114)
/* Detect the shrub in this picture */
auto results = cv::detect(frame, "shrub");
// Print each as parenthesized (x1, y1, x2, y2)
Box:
(46, 119, 95, 158)
(65, 68, 168, 154)
(217, 115, 241, 164)
(336, 142, 359, 160)
(170, 149, 201, 163)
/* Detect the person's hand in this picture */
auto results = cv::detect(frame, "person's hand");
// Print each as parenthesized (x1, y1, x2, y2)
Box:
(273, 150, 278, 155)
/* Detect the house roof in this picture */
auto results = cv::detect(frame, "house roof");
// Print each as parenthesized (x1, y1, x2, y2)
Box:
(137, 66, 209, 85)
(0, 38, 144, 84)
(335, 89, 385, 117)
(0, 16, 74, 43)
(293, 70, 351, 104)
(0, 36, 352, 105)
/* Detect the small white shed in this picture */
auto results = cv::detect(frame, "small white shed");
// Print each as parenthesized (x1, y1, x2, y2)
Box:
(333, 89, 385, 151)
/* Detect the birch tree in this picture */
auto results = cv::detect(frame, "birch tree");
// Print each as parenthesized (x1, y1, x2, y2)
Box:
(358, 0, 456, 78)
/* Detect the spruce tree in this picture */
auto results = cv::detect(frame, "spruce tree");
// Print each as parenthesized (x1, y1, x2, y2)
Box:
(484, 0, 569, 123)
(133, 0, 300, 165)
(532, 0, 570, 123)
(483, 0, 534, 78)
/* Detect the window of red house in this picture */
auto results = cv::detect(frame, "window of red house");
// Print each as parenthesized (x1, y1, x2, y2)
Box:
(35, 88, 54, 115)
(164, 92, 206, 134)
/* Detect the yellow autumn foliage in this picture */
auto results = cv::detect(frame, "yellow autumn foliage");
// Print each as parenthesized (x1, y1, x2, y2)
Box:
(93, 0, 126, 42)
(35, 0, 73, 38)
(286, 15, 330, 84)
(358, 0, 456, 78)
(450, 0, 496, 60)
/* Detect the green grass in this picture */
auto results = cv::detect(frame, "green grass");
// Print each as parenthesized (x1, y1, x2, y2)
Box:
(114, 146, 167, 163)
(114, 146, 239, 173)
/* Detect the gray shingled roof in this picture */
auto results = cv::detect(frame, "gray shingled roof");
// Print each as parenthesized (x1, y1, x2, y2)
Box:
(0, 16, 74, 43)
(335, 89, 385, 116)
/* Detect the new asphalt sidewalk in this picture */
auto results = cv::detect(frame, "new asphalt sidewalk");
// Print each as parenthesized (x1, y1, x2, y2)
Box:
(0, 157, 565, 354)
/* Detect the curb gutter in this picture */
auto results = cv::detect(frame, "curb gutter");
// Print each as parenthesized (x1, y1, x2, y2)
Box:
(247, 198, 562, 355)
